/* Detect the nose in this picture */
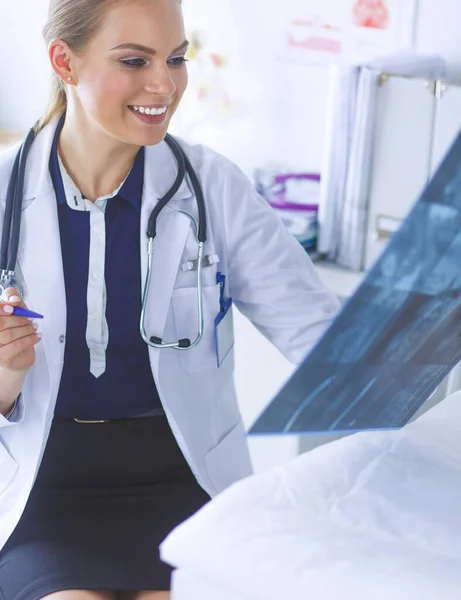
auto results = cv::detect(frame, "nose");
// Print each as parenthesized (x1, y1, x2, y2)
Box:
(144, 63, 176, 96)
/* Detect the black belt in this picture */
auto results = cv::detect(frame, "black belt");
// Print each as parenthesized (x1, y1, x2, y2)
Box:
(56, 407, 165, 424)
(73, 418, 110, 424)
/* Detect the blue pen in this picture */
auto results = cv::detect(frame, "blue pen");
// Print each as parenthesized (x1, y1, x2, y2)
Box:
(12, 307, 44, 319)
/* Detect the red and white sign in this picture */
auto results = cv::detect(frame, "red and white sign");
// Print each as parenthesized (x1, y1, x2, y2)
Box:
(353, 0, 390, 30)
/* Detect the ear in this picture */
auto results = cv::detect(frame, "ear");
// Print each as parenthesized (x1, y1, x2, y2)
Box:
(49, 39, 75, 84)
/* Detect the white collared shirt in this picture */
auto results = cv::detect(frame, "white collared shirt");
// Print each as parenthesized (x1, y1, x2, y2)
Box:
(57, 156, 130, 377)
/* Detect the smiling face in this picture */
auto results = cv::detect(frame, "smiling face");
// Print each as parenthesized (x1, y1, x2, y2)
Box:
(61, 0, 188, 147)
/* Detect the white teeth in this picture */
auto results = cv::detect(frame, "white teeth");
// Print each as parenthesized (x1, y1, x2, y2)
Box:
(131, 106, 168, 116)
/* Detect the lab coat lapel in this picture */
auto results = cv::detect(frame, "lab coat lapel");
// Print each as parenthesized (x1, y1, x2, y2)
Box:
(17, 192, 66, 375)
(11, 120, 66, 383)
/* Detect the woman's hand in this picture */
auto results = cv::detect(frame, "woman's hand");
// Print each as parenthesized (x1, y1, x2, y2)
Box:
(0, 287, 42, 373)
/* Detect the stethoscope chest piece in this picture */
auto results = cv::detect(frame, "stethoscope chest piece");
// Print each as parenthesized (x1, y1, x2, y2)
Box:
(0, 273, 24, 301)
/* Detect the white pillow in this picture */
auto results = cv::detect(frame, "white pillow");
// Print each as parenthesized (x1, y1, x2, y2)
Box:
(161, 392, 461, 600)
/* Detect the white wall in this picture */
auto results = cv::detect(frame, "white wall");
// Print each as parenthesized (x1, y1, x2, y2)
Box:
(415, 0, 461, 83)
(2, 1, 461, 129)
(174, 0, 332, 179)
(0, 0, 50, 132)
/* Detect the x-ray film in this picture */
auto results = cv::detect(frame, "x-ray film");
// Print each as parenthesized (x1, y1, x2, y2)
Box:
(251, 130, 461, 435)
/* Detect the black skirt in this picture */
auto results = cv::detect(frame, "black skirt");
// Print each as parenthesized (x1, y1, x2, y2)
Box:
(0, 415, 210, 600)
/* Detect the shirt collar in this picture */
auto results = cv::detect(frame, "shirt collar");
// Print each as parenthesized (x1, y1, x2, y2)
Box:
(49, 113, 145, 213)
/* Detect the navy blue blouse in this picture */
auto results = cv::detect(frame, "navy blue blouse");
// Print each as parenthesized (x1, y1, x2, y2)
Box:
(50, 118, 163, 420)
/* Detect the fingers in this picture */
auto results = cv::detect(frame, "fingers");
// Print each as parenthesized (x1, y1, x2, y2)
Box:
(0, 317, 38, 346)
(0, 329, 42, 367)
(0, 289, 40, 371)
(0, 315, 35, 330)
(1, 287, 29, 318)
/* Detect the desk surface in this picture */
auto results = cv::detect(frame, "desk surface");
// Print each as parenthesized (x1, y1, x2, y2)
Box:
(0, 132, 22, 145)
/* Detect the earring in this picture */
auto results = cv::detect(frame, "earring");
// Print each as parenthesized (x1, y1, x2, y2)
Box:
(67, 76, 72, 83)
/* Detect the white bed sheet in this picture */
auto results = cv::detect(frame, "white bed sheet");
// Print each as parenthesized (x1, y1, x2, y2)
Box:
(171, 569, 253, 600)
(161, 391, 461, 600)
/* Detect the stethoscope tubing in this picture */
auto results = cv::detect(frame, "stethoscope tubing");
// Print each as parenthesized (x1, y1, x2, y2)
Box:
(1, 119, 208, 352)
(140, 225, 205, 350)
(141, 134, 207, 350)
(1, 127, 36, 275)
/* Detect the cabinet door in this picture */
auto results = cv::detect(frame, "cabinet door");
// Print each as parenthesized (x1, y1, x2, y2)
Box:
(430, 83, 461, 176)
(363, 76, 434, 270)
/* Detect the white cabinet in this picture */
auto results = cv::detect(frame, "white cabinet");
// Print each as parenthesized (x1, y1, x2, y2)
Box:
(364, 76, 461, 270)
(430, 81, 461, 174)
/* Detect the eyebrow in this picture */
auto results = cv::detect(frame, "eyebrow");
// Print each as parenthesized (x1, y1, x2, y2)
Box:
(110, 40, 189, 55)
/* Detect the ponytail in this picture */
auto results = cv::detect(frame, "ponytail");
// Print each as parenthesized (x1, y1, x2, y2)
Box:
(35, 0, 120, 134)
(35, 74, 67, 134)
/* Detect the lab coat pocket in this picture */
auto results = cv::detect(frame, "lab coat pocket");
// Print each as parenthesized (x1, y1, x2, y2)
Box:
(171, 283, 222, 373)
(204, 420, 252, 494)
(0, 442, 18, 496)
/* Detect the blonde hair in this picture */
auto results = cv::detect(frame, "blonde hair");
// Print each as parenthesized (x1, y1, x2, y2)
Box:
(36, 0, 124, 133)
(37, 0, 182, 134)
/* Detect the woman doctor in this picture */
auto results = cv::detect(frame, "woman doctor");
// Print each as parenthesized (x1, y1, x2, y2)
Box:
(0, 0, 339, 598)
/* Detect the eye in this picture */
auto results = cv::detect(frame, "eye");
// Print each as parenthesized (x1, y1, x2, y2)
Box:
(120, 57, 147, 69)
(168, 56, 188, 68)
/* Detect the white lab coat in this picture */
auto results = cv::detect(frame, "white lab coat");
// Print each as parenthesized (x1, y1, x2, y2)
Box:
(0, 117, 339, 551)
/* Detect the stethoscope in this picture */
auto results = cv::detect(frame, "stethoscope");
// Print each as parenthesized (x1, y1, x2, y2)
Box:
(0, 121, 207, 351)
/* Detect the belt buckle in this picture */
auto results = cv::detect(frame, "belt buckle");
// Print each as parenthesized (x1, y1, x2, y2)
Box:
(73, 418, 109, 424)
